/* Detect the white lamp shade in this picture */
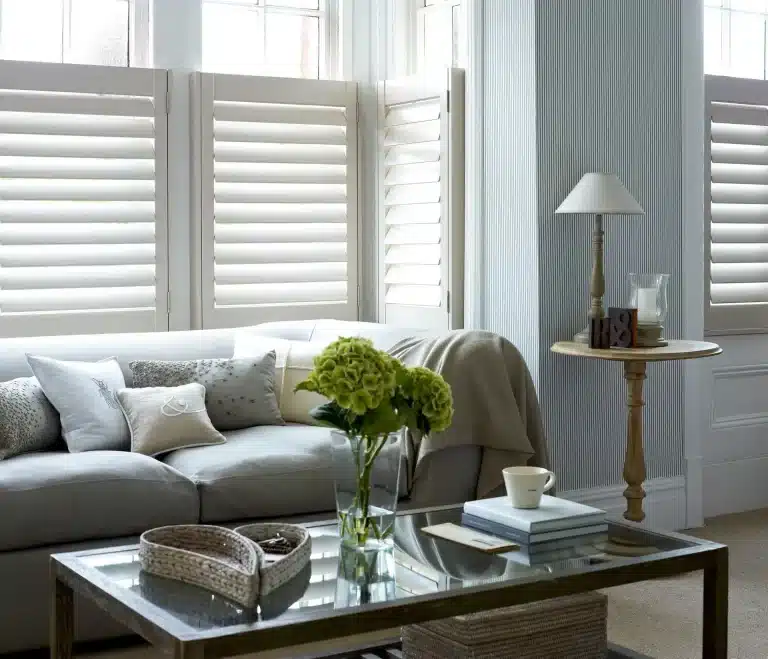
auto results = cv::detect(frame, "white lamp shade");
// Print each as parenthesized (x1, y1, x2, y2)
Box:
(555, 172, 644, 215)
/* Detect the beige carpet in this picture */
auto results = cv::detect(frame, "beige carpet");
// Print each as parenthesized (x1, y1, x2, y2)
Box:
(606, 508, 768, 658)
(84, 509, 768, 659)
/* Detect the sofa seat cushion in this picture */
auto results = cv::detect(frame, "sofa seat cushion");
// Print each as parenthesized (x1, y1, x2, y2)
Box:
(162, 424, 341, 522)
(0, 451, 199, 552)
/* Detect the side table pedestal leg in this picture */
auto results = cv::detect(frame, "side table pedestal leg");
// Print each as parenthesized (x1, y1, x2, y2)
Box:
(623, 361, 647, 523)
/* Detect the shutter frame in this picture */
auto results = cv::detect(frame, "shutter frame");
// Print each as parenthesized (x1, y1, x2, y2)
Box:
(0, 61, 169, 338)
(196, 73, 359, 329)
(377, 68, 465, 331)
(706, 75, 768, 334)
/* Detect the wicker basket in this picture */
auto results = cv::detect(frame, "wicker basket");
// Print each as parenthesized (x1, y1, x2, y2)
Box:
(402, 592, 607, 659)
(139, 525, 260, 608)
(235, 523, 312, 595)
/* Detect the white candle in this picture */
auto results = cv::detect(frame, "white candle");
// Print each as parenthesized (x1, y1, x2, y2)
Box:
(637, 287, 657, 323)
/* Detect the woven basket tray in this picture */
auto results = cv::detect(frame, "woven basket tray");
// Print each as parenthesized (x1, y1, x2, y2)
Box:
(235, 523, 312, 595)
(139, 525, 260, 608)
(402, 593, 607, 659)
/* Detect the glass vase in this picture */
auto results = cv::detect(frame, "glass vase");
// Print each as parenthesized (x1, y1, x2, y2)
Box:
(628, 273, 670, 325)
(334, 544, 396, 608)
(330, 429, 403, 551)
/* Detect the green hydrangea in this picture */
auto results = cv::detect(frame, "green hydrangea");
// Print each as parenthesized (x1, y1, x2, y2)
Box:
(296, 337, 398, 415)
(402, 366, 453, 433)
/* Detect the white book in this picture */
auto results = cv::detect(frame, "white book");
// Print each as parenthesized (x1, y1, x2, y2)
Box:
(463, 495, 605, 534)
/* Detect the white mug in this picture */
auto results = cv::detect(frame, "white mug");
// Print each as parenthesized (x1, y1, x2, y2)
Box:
(502, 466, 557, 509)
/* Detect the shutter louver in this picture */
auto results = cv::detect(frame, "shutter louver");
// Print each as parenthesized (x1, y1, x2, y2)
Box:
(0, 61, 168, 337)
(707, 76, 768, 333)
(197, 73, 358, 329)
(378, 69, 464, 330)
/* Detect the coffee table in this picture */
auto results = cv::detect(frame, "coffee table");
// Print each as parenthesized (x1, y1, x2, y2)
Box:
(51, 505, 728, 659)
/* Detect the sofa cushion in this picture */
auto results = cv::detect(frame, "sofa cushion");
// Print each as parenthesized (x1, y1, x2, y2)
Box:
(162, 424, 340, 522)
(0, 451, 198, 551)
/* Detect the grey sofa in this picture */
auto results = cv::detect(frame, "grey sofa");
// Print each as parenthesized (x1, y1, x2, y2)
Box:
(0, 320, 482, 654)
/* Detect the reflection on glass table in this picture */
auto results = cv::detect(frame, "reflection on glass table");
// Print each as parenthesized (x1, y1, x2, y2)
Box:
(74, 506, 698, 635)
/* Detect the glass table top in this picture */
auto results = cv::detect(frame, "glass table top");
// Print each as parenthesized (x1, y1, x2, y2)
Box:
(61, 507, 700, 636)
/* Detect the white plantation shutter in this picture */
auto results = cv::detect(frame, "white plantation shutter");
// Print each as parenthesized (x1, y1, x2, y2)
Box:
(707, 75, 768, 334)
(0, 61, 168, 338)
(378, 68, 464, 330)
(196, 73, 358, 329)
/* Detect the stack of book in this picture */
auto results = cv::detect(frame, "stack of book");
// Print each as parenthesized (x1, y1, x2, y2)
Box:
(462, 495, 607, 566)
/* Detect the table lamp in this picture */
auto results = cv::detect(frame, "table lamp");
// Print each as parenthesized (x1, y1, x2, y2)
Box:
(555, 172, 644, 344)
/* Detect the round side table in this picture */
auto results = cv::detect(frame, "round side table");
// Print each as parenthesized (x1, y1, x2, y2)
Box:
(551, 340, 722, 523)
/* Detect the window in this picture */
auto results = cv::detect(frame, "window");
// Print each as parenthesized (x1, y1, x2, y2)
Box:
(705, 0, 768, 79)
(202, 0, 337, 79)
(0, 0, 150, 67)
(194, 72, 358, 328)
(706, 76, 768, 334)
(389, 0, 463, 77)
(416, 0, 462, 73)
(704, 2, 768, 333)
(0, 60, 168, 337)
(378, 68, 465, 330)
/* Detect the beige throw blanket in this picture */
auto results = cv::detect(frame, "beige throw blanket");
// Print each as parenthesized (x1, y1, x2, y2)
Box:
(388, 330, 550, 499)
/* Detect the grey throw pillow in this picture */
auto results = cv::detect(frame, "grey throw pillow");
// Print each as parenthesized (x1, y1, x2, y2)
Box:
(129, 355, 284, 431)
(0, 377, 60, 460)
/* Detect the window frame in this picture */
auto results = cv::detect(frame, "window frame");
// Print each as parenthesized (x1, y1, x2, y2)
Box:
(0, 0, 151, 67)
(704, 0, 768, 80)
(200, 0, 341, 80)
(415, 0, 463, 74)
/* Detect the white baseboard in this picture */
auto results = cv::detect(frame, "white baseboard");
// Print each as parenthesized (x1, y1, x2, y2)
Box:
(703, 456, 768, 518)
(561, 476, 688, 531)
(685, 455, 704, 529)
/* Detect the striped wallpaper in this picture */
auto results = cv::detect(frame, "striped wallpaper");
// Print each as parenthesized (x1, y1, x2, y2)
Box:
(482, 0, 541, 387)
(484, 0, 685, 491)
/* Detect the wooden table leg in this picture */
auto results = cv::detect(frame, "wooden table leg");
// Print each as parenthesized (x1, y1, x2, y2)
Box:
(51, 577, 74, 659)
(622, 361, 647, 522)
(703, 547, 728, 658)
(174, 642, 205, 659)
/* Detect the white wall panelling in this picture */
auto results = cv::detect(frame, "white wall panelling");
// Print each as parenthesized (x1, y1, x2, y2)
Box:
(702, 335, 768, 517)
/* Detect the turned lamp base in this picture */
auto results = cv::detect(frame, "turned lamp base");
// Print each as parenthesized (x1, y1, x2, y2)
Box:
(574, 325, 591, 345)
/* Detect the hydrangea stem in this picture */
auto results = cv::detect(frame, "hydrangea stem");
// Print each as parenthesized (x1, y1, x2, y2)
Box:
(345, 432, 392, 546)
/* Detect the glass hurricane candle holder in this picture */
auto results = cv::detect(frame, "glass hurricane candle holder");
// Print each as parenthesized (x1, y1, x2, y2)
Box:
(628, 273, 670, 347)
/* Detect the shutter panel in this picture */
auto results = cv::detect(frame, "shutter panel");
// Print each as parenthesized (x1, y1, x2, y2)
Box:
(0, 61, 168, 338)
(378, 68, 464, 330)
(707, 75, 768, 333)
(197, 73, 358, 329)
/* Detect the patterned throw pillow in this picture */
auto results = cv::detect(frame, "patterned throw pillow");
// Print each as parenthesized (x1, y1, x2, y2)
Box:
(0, 377, 60, 460)
(129, 355, 284, 432)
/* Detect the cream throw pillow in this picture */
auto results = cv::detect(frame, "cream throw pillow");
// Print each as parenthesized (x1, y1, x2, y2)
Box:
(233, 335, 328, 425)
(116, 383, 226, 456)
